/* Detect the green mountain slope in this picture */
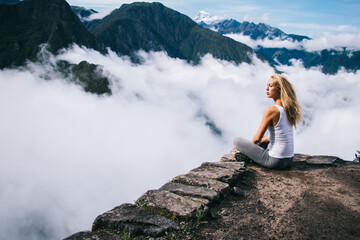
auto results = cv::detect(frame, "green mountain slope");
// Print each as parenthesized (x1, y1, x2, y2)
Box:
(88, 2, 263, 64)
(0, 0, 104, 69)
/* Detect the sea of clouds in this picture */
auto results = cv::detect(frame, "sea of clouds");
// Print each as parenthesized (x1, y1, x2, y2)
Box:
(0, 45, 359, 239)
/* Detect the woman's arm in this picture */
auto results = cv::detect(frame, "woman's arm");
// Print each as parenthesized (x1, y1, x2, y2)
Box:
(259, 136, 269, 144)
(252, 106, 278, 145)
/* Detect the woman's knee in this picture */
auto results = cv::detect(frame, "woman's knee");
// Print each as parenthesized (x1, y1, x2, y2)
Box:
(233, 137, 240, 146)
(233, 137, 253, 153)
(233, 137, 245, 150)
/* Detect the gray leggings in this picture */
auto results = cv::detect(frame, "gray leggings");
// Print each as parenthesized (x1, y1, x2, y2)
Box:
(233, 137, 293, 170)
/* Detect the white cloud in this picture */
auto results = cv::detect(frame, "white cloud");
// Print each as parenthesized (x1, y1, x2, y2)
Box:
(260, 12, 270, 22)
(302, 33, 360, 51)
(280, 23, 360, 36)
(225, 33, 303, 49)
(85, 9, 113, 20)
(225, 32, 360, 52)
(193, 10, 227, 24)
(242, 15, 253, 22)
(0, 45, 359, 240)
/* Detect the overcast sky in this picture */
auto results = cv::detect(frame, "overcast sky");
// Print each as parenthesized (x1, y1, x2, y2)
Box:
(66, 0, 360, 37)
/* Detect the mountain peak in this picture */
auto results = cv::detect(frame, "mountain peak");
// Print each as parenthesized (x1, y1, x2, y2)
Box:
(193, 11, 211, 22)
(193, 10, 225, 25)
(197, 13, 310, 42)
(71, 5, 98, 21)
(87, 2, 259, 65)
(0, 0, 104, 68)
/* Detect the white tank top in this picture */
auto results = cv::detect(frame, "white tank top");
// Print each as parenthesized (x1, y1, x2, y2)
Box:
(268, 105, 294, 158)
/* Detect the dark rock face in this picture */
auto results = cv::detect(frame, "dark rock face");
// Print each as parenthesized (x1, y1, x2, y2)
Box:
(0, 0, 104, 69)
(56, 60, 112, 95)
(92, 204, 179, 237)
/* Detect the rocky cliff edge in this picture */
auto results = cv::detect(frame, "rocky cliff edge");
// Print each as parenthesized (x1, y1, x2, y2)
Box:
(65, 150, 360, 239)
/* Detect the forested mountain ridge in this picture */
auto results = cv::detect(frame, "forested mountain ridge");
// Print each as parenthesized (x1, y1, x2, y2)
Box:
(86, 2, 263, 65)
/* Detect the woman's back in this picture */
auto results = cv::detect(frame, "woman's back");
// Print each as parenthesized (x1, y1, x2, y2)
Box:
(268, 105, 294, 158)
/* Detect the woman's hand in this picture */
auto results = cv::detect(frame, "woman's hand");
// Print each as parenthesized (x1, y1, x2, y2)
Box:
(259, 137, 269, 145)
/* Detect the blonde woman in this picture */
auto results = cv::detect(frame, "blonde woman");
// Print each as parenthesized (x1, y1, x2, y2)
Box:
(233, 74, 302, 169)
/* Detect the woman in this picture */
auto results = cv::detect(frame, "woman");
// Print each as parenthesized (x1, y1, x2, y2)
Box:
(233, 74, 302, 169)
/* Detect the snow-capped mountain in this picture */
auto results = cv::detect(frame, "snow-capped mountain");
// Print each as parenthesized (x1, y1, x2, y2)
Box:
(194, 11, 309, 42)
(193, 11, 360, 74)
(193, 10, 226, 25)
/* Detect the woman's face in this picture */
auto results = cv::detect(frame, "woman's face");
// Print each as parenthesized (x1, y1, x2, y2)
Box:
(266, 78, 280, 100)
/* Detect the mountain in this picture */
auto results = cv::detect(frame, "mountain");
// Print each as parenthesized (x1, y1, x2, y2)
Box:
(87, 2, 263, 65)
(71, 5, 98, 21)
(195, 11, 360, 74)
(56, 60, 112, 95)
(0, 0, 21, 4)
(257, 47, 360, 74)
(194, 12, 309, 42)
(0, 0, 105, 69)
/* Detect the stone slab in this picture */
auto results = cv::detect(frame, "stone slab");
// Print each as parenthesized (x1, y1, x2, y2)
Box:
(306, 155, 340, 165)
(204, 161, 246, 171)
(220, 153, 237, 162)
(92, 203, 179, 237)
(172, 174, 229, 193)
(229, 147, 240, 154)
(188, 162, 242, 183)
(293, 153, 311, 162)
(139, 190, 207, 218)
(159, 182, 220, 201)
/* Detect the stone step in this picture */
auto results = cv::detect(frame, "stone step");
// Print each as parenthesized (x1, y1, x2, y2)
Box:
(187, 161, 244, 184)
(91, 203, 179, 237)
(138, 189, 208, 218)
(220, 152, 237, 162)
(204, 161, 245, 171)
(172, 174, 230, 193)
(159, 181, 220, 201)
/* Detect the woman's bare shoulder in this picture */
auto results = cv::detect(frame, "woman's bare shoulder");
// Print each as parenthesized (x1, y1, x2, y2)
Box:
(265, 105, 280, 115)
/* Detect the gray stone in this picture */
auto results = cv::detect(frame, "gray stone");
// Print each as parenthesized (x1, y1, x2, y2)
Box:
(92, 203, 179, 237)
(138, 190, 207, 218)
(188, 162, 242, 183)
(306, 155, 340, 165)
(205, 161, 246, 171)
(160, 182, 220, 201)
(172, 174, 230, 193)
(293, 153, 311, 162)
(229, 147, 240, 154)
(220, 153, 237, 162)
(64, 230, 121, 240)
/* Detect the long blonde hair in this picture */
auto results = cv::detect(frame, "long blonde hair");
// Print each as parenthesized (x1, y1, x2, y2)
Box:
(271, 74, 302, 127)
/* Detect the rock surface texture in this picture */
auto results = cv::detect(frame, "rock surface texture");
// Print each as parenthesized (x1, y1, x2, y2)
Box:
(65, 150, 360, 240)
